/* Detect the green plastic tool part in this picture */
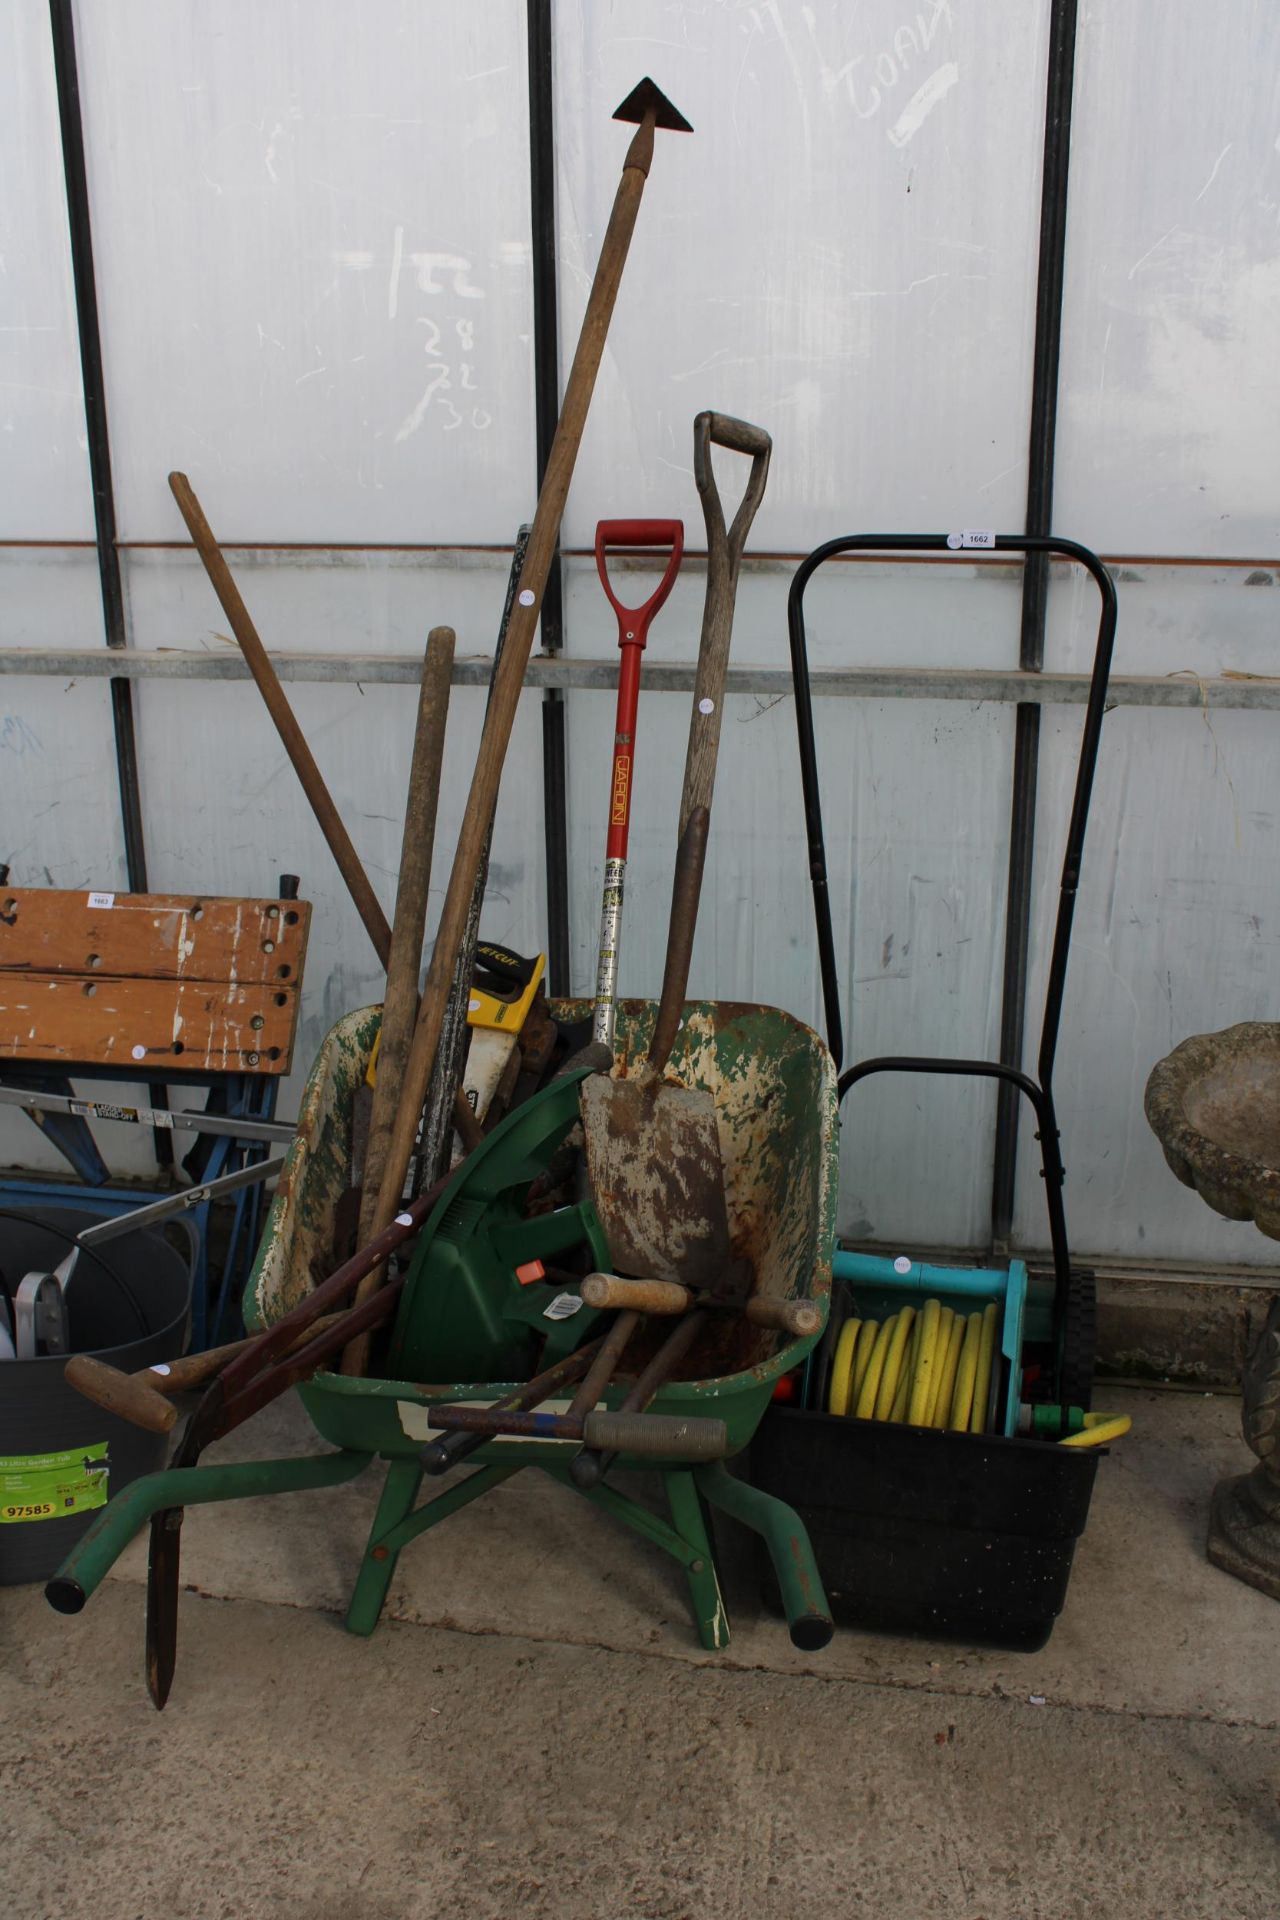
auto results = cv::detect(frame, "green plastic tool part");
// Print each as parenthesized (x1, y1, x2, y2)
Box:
(386, 1067, 613, 1383)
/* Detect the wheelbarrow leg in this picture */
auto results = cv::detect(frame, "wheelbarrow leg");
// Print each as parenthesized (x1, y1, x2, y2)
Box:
(345, 1460, 522, 1637)
(45, 1450, 372, 1614)
(550, 1464, 731, 1652)
(346, 1459, 422, 1636)
(665, 1470, 730, 1652)
(693, 1460, 834, 1652)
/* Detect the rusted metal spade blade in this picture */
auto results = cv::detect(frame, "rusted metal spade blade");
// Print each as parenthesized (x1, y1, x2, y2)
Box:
(144, 1508, 182, 1710)
(613, 77, 693, 133)
(580, 807, 732, 1289)
(580, 1075, 732, 1286)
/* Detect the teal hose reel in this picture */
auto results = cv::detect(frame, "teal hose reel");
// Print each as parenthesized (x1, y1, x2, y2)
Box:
(823, 1249, 1028, 1437)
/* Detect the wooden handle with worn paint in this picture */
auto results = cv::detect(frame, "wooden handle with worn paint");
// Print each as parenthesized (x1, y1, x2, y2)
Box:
(679, 411, 771, 837)
(64, 1355, 177, 1435)
(580, 1273, 692, 1316)
(140, 1312, 350, 1396)
(648, 805, 710, 1073)
(345, 626, 456, 1375)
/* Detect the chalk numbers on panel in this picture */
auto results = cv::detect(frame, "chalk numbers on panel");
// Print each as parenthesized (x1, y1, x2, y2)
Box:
(403, 251, 493, 438)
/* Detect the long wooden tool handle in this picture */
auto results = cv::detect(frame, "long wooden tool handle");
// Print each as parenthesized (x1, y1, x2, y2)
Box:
(222, 1281, 403, 1429)
(168, 469, 393, 969)
(581, 1410, 727, 1460)
(360, 109, 668, 1313)
(565, 1309, 641, 1421)
(570, 1307, 709, 1490)
(64, 1312, 353, 1432)
(648, 806, 709, 1073)
(679, 411, 772, 837)
(345, 627, 456, 1373)
(144, 1314, 348, 1392)
(217, 1170, 449, 1401)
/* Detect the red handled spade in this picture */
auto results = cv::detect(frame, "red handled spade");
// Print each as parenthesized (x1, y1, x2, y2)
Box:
(591, 519, 684, 1053)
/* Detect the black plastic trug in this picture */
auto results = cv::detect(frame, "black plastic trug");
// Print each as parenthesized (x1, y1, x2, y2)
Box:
(752, 1406, 1100, 1651)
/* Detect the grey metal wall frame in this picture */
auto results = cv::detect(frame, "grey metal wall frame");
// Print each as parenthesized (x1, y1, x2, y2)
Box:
(992, 0, 1081, 1249)
(47, 0, 174, 1168)
(47, 0, 147, 895)
(527, 0, 572, 997)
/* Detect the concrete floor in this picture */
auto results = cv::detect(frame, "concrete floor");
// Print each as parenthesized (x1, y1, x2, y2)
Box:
(3, 1384, 1278, 1919)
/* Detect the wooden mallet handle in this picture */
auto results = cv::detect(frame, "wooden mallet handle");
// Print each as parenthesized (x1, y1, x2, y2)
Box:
(64, 1355, 177, 1435)
(580, 1273, 821, 1338)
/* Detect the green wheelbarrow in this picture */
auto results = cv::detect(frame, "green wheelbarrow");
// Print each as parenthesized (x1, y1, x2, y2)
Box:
(47, 998, 838, 1668)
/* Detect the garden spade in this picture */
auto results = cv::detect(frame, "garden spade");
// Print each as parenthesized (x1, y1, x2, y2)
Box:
(580, 412, 771, 1291)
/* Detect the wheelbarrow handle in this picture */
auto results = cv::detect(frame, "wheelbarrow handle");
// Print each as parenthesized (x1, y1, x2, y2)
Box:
(582, 1410, 727, 1460)
(594, 519, 684, 634)
(46, 1449, 370, 1617)
(694, 1461, 834, 1653)
(425, 1401, 727, 1462)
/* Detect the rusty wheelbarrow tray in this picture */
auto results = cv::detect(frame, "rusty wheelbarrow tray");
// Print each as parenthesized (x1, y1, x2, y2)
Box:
(50, 998, 839, 1656)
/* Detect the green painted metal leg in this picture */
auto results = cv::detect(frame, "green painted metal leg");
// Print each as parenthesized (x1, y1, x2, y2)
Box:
(46, 1451, 371, 1615)
(346, 1459, 424, 1637)
(694, 1460, 834, 1652)
(539, 1463, 730, 1652)
(345, 1461, 522, 1637)
(666, 1470, 730, 1652)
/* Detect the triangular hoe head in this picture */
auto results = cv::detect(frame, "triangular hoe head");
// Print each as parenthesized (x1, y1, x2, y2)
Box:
(612, 77, 693, 133)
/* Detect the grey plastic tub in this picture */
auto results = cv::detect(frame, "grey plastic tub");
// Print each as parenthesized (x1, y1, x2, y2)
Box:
(0, 1204, 194, 1585)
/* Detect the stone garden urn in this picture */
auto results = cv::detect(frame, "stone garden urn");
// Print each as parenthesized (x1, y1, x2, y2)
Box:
(1145, 1023, 1280, 1601)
